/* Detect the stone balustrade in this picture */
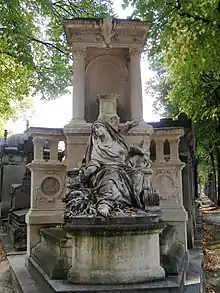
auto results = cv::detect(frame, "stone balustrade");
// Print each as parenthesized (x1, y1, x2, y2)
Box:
(25, 127, 66, 163)
(25, 125, 188, 254)
(150, 128, 184, 163)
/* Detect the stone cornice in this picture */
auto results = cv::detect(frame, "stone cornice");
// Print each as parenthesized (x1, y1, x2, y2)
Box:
(26, 127, 64, 138)
(64, 17, 150, 49)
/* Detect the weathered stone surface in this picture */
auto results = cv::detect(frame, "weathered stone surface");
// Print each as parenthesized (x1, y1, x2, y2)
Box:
(26, 159, 67, 256)
(64, 120, 159, 219)
(160, 225, 186, 275)
(64, 216, 165, 285)
(20, 254, 190, 292)
(31, 228, 72, 279)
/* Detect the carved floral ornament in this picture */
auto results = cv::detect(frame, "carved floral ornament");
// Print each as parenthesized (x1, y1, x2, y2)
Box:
(36, 172, 65, 203)
(129, 48, 142, 57)
(72, 47, 86, 57)
(99, 16, 117, 47)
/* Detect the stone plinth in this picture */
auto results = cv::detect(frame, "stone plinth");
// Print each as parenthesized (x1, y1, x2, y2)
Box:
(151, 128, 188, 250)
(64, 216, 165, 285)
(26, 160, 67, 256)
(63, 123, 91, 169)
(160, 225, 186, 275)
(97, 93, 120, 129)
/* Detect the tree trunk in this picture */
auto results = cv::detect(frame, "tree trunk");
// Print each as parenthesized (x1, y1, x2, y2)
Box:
(215, 147, 220, 207)
(210, 151, 217, 203)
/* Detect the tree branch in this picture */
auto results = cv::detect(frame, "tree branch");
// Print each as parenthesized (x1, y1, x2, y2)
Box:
(173, 2, 220, 29)
(0, 50, 16, 59)
(179, 11, 220, 28)
(176, 0, 182, 9)
(30, 37, 70, 57)
(52, 2, 76, 17)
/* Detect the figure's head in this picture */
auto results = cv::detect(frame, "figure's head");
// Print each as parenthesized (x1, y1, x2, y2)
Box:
(93, 121, 108, 138)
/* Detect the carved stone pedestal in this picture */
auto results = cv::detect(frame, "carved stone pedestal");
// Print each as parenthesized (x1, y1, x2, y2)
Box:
(65, 216, 165, 284)
(26, 161, 67, 256)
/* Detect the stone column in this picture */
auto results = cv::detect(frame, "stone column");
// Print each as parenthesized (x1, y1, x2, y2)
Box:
(154, 138, 165, 163)
(33, 136, 45, 162)
(48, 137, 60, 162)
(169, 138, 180, 162)
(71, 47, 86, 123)
(129, 48, 143, 121)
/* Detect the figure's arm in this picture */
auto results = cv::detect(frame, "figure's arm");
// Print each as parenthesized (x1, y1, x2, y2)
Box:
(120, 120, 139, 135)
(80, 160, 100, 184)
(129, 145, 144, 156)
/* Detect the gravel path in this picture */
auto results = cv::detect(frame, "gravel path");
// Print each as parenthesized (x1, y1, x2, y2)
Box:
(0, 260, 15, 293)
(200, 194, 220, 292)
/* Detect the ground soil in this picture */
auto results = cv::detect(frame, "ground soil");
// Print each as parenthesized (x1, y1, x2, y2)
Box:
(0, 241, 15, 293)
(202, 204, 220, 293)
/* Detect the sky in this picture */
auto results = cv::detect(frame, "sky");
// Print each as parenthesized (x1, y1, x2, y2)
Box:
(6, 0, 161, 134)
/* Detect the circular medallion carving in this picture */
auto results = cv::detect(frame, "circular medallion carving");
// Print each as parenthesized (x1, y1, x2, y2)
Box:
(41, 176, 60, 196)
(152, 174, 175, 200)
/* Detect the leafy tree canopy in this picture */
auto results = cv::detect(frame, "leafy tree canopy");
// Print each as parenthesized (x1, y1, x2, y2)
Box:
(123, 0, 220, 121)
(122, 0, 220, 187)
(0, 0, 114, 124)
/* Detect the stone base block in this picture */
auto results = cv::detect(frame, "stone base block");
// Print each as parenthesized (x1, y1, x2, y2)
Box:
(160, 225, 186, 274)
(7, 208, 29, 251)
(64, 216, 165, 285)
(22, 254, 190, 293)
(31, 228, 72, 279)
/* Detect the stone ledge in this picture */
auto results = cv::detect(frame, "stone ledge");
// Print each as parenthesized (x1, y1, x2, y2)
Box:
(64, 215, 164, 236)
(8, 254, 41, 293)
(40, 228, 71, 246)
(26, 254, 188, 292)
(8, 253, 196, 293)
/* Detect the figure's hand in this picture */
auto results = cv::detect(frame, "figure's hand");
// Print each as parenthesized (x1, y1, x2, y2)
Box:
(97, 203, 111, 217)
(120, 120, 139, 135)
(128, 120, 139, 128)
(129, 145, 144, 156)
(80, 165, 97, 184)
(85, 165, 97, 176)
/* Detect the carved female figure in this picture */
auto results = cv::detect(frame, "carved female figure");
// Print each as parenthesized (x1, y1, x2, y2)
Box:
(80, 120, 155, 217)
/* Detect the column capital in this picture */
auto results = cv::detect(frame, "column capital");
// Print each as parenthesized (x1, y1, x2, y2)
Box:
(129, 48, 142, 57)
(32, 136, 46, 145)
(72, 47, 86, 57)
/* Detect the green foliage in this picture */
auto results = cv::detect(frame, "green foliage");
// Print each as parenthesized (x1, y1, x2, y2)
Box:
(123, 0, 220, 184)
(0, 0, 114, 123)
(123, 0, 220, 120)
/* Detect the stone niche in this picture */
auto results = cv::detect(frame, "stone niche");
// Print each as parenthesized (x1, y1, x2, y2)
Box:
(85, 48, 130, 122)
(64, 18, 151, 169)
(64, 18, 150, 125)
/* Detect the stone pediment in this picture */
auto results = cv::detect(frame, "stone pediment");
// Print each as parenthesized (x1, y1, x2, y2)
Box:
(64, 17, 151, 49)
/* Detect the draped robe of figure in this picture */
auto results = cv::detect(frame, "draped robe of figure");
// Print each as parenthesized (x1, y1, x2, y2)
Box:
(82, 121, 147, 210)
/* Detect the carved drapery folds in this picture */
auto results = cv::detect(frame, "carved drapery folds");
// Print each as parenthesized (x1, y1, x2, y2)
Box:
(64, 120, 160, 219)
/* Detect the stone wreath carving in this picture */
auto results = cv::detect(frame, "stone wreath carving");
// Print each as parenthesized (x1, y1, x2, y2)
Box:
(64, 120, 160, 218)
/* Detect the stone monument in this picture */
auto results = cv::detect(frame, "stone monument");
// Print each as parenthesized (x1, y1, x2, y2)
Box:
(9, 17, 196, 293)
(63, 17, 151, 169)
